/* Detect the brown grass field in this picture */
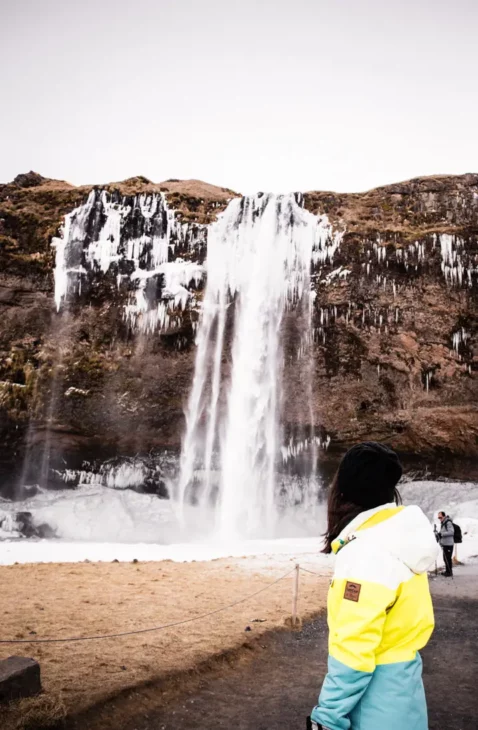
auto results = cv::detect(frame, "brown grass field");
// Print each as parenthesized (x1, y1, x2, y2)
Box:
(0, 556, 329, 729)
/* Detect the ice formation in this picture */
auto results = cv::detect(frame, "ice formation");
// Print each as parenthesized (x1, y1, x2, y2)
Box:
(452, 327, 470, 358)
(52, 190, 206, 332)
(439, 233, 477, 287)
(280, 435, 331, 465)
(360, 233, 477, 293)
(57, 459, 165, 492)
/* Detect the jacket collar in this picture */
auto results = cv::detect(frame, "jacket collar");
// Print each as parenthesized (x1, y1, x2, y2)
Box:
(331, 502, 398, 555)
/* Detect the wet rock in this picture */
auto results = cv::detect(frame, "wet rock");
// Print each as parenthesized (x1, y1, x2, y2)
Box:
(0, 656, 42, 702)
(14, 512, 56, 539)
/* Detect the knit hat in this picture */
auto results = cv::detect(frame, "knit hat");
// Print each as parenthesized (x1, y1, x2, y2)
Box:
(337, 441, 402, 509)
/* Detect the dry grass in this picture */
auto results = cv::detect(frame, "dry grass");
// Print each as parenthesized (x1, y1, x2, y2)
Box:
(3, 693, 66, 730)
(0, 557, 329, 727)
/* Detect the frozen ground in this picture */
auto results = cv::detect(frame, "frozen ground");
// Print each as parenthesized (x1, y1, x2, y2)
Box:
(0, 534, 329, 568)
(0, 479, 477, 567)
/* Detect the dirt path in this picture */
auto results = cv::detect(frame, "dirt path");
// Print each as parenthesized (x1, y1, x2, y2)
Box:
(130, 566, 478, 730)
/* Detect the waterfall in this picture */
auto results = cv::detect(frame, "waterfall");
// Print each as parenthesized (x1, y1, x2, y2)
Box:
(177, 193, 343, 539)
(51, 188, 343, 540)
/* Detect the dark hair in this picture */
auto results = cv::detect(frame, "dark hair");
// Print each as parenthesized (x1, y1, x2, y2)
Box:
(438, 511, 445, 518)
(322, 442, 403, 554)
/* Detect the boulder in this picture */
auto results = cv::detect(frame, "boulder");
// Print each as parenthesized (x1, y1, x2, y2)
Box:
(0, 656, 42, 702)
(12, 171, 45, 188)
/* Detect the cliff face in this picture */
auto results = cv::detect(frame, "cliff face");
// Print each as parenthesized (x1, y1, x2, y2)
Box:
(0, 172, 477, 493)
(302, 175, 478, 460)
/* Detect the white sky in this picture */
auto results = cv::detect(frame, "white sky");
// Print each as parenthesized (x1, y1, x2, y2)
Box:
(1, 0, 477, 194)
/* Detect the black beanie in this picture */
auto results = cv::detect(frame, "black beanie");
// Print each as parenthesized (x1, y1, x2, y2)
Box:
(337, 441, 402, 509)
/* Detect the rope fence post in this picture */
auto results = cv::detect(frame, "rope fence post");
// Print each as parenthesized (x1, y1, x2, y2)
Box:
(292, 563, 300, 627)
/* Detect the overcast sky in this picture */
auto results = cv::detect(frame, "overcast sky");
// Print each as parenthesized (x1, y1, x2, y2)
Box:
(1, 0, 477, 194)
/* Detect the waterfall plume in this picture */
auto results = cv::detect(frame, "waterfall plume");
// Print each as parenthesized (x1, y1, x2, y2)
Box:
(177, 193, 343, 539)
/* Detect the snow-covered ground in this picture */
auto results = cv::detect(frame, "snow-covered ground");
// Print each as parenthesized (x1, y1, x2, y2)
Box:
(0, 482, 326, 542)
(0, 479, 477, 567)
(0, 535, 329, 567)
(0, 485, 179, 543)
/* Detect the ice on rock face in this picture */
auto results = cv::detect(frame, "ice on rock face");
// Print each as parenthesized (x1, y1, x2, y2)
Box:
(55, 457, 166, 493)
(85, 194, 131, 273)
(52, 191, 96, 310)
(281, 435, 331, 464)
(452, 327, 470, 359)
(439, 233, 477, 288)
(125, 259, 205, 332)
(373, 243, 387, 263)
(52, 190, 205, 333)
(322, 266, 350, 285)
(311, 215, 344, 266)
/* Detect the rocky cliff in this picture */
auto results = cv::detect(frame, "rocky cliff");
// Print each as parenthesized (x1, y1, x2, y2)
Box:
(303, 175, 478, 463)
(0, 171, 477, 495)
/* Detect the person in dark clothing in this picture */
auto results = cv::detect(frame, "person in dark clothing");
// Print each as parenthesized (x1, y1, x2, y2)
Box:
(438, 511, 454, 577)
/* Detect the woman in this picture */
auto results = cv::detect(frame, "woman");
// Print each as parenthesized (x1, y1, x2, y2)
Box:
(308, 442, 439, 730)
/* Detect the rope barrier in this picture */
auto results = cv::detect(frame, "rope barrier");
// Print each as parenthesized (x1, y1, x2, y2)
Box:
(0, 567, 296, 645)
(299, 566, 325, 577)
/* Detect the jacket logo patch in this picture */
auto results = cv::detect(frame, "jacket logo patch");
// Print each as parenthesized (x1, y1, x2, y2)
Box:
(344, 581, 361, 602)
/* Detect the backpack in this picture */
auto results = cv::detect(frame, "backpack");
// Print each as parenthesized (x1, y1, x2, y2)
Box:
(453, 522, 462, 544)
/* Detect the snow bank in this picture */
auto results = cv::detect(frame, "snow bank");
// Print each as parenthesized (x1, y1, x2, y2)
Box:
(0, 534, 326, 567)
(1, 486, 177, 543)
(400, 480, 478, 562)
(1, 479, 478, 567)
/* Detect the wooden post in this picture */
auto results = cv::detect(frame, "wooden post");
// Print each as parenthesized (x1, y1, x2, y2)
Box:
(292, 563, 300, 627)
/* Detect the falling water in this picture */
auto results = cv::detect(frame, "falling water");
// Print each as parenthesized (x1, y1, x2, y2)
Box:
(50, 189, 343, 539)
(177, 193, 343, 539)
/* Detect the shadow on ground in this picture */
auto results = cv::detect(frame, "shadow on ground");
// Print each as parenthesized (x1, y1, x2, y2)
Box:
(127, 568, 478, 730)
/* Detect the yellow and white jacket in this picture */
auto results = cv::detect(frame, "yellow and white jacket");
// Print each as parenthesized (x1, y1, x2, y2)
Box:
(311, 503, 439, 730)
